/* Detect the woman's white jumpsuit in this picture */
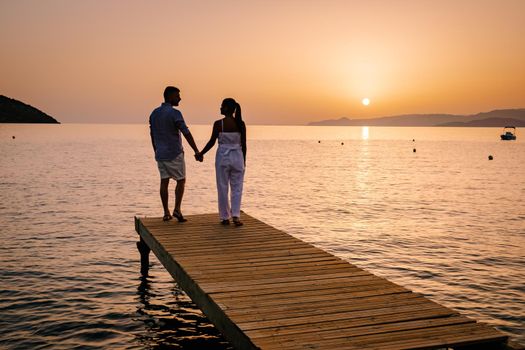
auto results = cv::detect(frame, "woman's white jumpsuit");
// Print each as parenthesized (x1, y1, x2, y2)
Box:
(215, 125, 245, 220)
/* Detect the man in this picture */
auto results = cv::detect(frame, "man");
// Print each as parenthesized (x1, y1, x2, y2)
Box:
(149, 86, 201, 222)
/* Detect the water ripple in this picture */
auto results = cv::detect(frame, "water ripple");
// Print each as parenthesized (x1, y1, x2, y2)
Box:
(1, 125, 523, 348)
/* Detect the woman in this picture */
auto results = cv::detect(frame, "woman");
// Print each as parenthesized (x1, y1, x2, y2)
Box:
(197, 98, 246, 226)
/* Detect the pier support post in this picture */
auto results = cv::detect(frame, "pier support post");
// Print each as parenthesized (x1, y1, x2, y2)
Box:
(135, 217, 150, 275)
(136, 237, 150, 275)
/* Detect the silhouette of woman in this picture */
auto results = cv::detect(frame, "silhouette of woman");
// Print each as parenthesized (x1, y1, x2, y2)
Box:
(197, 98, 246, 226)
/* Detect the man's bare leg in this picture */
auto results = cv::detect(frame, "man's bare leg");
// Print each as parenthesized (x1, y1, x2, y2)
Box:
(174, 178, 185, 214)
(173, 178, 187, 222)
(160, 178, 171, 220)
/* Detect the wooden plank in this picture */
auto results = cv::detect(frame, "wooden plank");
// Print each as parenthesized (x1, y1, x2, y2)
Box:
(212, 283, 402, 309)
(187, 260, 358, 276)
(229, 295, 432, 324)
(153, 232, 290, 245)
(188, 265, 359, 281)
(209, 278, 397, 300)
(176, 250, 336, 266)
(180, 255, 341, 270)
(135, 214, 509, 350)
(150, 222, 289, 233)
(161, 237, 300, 249)
(189, 266, 364, 283)
(263, 322, 507, 350)
(244, 307, 458, 339)
(213, 286, 410, 309)
(235, 303, 452, 331)
(203, 274, 388, 294)
(252, 316, 475, 349)
(150, 224, 286, 236)
(162, 241, 315, 255)
(224, 292, 425, 318)
(199, 271, 374, 291)
(171, 246, 322, 259)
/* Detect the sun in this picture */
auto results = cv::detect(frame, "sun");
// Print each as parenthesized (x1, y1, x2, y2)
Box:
(362, 98, 370, 106)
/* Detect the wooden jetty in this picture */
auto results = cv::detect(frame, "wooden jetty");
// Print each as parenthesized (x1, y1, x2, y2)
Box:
(135, 213, 511, 350)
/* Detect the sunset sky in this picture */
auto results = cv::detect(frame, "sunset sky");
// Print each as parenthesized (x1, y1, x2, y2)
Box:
(1, 0, 524, 125)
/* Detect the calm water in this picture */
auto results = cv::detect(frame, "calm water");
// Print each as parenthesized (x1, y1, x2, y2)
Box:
(1, 124, 524, 349)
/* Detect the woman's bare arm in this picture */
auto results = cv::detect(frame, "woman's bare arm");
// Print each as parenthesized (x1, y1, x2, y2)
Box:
(199, 120, 221, 156)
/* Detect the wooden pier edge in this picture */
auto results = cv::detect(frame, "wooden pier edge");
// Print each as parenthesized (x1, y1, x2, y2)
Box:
(134, 215, 520, 350)
(135, 216, 259, 350)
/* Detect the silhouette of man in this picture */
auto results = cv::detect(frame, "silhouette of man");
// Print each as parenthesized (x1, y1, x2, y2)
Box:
(149, 86, 200, 222)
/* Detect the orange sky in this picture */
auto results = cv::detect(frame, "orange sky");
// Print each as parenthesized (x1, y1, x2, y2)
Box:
(1, 0, 524, 124)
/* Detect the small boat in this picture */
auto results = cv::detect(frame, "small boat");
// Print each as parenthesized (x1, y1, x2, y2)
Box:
(500, 126, 516, 140)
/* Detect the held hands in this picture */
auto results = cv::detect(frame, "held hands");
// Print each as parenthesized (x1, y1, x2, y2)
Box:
(194, 152, 204, 162)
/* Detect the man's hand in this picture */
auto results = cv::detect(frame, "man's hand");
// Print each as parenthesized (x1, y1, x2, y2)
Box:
(194, 152, 204, 162)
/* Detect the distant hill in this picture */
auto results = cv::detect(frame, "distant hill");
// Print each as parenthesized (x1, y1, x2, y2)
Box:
(0, 95, 59, 123)
(438, 117, 525, 127)
(308, 108, 525, 127)
(469, 109, 525, 120)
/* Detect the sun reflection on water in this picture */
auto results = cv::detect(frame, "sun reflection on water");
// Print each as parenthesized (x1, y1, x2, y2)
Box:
(362, 126, 369, 140)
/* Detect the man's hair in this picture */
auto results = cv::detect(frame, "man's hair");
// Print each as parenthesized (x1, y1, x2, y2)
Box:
(163, 86, 180, 100)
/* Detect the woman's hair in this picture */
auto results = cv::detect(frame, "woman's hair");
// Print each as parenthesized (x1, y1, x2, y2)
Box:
(222, 98, 244, 132)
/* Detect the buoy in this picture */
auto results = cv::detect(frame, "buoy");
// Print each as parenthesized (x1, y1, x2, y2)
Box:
(412, 139, 415, 142)
(341, 142, 344, 145)
(12, 136, 15, 139)
(318, 140, 321, 143)
(488, 155, 493, 160)
(413, 148, 416, 152)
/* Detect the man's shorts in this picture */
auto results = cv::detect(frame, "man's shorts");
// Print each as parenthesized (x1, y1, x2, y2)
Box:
(157, 153, 185, 180)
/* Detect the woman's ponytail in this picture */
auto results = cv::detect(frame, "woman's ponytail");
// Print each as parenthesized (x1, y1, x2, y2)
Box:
(234, 102, 243, 131)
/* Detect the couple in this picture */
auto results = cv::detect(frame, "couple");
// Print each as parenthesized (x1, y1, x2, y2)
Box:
(149, 86, 246, 226)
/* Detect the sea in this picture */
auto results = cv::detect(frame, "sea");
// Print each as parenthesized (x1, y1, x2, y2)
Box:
(0, 124, 523, 349)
